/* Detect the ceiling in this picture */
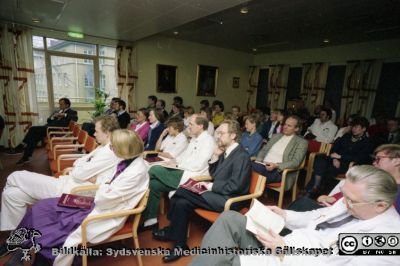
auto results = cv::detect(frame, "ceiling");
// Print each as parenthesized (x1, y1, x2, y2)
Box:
(1, 0, 400, 54)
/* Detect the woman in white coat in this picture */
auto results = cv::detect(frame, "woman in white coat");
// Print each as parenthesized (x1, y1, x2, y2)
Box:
(1, 129, 149, 266)
(0, 116, 121, 231)
(1, 115, 121, 231)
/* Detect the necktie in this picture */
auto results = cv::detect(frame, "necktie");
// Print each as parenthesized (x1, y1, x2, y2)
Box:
(315, 215, 354, 230)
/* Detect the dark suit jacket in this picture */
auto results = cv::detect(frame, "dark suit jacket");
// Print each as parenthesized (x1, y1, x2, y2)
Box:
(332, 133, 374, 166)
(201, 145, 252, 211)
(117, 111, 131, 129)
(46, 108, 78, 127)
(259, 120, 279, 140)
(145, 123, 165, 151)
(372, 131, 400, 148)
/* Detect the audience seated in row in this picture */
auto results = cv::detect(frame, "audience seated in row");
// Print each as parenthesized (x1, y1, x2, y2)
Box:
(152, 119, 252, 262)
(190, 165, 399, 266)
(1, 115, 120, 232)
(140, 114, 215, 231)
(1, 129, 149, 265)
(308, 116, 374, 195)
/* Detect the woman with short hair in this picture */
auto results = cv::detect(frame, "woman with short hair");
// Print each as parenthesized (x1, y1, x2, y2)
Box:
(155, 117, 188, 159)
(240, 114, 263, 156)
(129, 107, 150, 143)
(145, 108, 165, 151)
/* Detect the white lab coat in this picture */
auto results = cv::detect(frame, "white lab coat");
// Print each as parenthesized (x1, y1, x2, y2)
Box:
(240, 198, 400, 266)
(307, 119, 338, 144)
(176, 130, 215, 185)
(54, 156, 149, 266)
(0, 143, 119, 231)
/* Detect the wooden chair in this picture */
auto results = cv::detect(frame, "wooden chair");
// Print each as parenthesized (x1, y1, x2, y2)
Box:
(304, 141, 332, 187)
(45, 120, 77, 144)
(47, 129, 88, 161)
(46, 123, 80, 151)
(192, 171, 266, 223)
(50, 136, 97, 175)
(266, 159, 306, 208)
(70, 186, 150, 266)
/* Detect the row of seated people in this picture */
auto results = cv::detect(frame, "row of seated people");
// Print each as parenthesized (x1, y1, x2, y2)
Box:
(1, 112, 399, 265)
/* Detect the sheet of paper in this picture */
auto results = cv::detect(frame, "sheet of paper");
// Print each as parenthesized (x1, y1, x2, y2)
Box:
(245, 199, 285, 235)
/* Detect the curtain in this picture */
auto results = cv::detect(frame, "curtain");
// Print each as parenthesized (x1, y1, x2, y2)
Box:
(246, 65, 260, 112)
(300, 62, 329, 111)
(116, 45, 138, 114)
(267, 64, 289, 110)
(340, 60, 382, 120)
(0, 25, 38, 148)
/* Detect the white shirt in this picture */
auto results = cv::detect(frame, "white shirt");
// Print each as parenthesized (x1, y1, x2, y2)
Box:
(207, 122, 215, 136)
(176, 131, 215, 171)
(263, 135, 294, 163)
(224, 142, 239, 158)
(160, 132, 188, 158)
(308, 119, 338, 143)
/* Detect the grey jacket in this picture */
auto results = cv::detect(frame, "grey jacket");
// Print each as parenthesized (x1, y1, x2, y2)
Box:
(256, 133, 307, 171)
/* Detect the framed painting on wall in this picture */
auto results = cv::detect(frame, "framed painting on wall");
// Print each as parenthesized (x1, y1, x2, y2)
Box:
(196, 64, 218, 97)
(157, 64, 177, 93)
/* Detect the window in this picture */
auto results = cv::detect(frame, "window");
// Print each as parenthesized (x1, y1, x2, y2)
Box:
(32, 36, 118, 123)
(84, 72, 94, 87)
(100, 73, 106, 90)
(83, 50, 94, 64)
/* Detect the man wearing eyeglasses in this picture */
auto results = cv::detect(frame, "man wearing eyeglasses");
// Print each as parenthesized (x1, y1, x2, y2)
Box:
(190, 165, 400, 266)
(152, 119, 251, 262)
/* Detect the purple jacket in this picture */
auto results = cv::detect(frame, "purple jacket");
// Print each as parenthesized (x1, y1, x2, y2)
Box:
(130, 121, 150, 143)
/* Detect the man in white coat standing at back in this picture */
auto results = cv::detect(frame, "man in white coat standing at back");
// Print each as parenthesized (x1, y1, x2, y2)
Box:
(190, 165, 400, 266)
(0, 115, 121, 231)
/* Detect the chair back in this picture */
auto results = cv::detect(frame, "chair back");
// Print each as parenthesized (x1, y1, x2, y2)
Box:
(68, 120, 76, 131)
(72, 124, 81, 137)
(77, 129, 88, 144)
(249, 171, 266, 194)
(131, 189, 151, 241)
(249, 171, 266, 208)
(308, 140, 322, 153)
(84, 136, 98, 153)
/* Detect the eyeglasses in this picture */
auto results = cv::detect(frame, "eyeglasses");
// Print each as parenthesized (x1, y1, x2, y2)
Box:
(343, 196, 372, 209)
(340, 188, 374, 209)
(371, 155, 396, 163)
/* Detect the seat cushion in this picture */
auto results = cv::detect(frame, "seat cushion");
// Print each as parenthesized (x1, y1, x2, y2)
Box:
(50, 159, 75, 173)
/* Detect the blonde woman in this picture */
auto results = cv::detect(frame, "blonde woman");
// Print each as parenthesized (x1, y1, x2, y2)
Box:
(1, 130, 149, 266)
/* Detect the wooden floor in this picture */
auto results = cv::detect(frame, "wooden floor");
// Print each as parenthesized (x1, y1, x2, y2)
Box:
(0, 146, 295, 266)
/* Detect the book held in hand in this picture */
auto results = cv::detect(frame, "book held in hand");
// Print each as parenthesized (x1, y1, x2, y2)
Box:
(180, 178, 208, 195)
(57, 193, 94, 209)
(245, 199, 285, 235)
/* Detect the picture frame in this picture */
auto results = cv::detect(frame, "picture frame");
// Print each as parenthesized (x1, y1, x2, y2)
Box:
(232, 77, 240, 88)
(196, 64, 218, 97)
(157, 64, 177, 93)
